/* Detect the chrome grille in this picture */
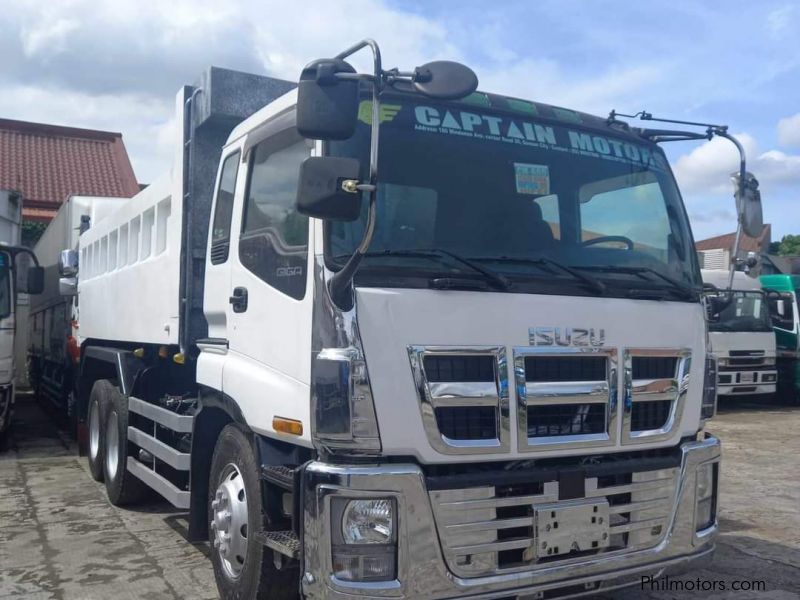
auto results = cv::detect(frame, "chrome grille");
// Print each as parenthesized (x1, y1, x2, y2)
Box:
(430, 467, 678, 578)
(514, 347, 618, 451)
(623, 349, 691, 443)
(408, 346, 509, 454)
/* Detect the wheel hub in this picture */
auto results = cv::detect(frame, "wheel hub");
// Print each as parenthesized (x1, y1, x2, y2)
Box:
(211, 464, 249, 579)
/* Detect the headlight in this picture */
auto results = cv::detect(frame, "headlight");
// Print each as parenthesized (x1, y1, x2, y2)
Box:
(763, 356, 776, 366)
(331, 498, 397, 582)
(701, 355, 718, 420)
(695, 462, 717, 531)
(342, 499, 395, 544)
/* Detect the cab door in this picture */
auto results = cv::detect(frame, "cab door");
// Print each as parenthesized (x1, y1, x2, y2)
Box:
(223, 122, 314, 441)
(198, 146, 244, 392)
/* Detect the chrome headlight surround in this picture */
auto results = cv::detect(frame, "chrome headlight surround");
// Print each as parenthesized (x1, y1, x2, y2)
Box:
(330, 497, 398, 582)
(311, 347, 381, 455)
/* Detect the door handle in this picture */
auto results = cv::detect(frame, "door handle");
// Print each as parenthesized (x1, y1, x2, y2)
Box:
(229, 287, 248, 313)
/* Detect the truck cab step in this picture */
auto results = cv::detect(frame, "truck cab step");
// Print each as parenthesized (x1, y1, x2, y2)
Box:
(261, 465, 295, 490)
(256, 530, 300, 559)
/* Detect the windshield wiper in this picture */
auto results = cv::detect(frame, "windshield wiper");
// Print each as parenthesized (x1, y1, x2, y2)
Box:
(577, 265, 697, 300)
(472, 256, 606, 295)
(359, 249, 512, 291)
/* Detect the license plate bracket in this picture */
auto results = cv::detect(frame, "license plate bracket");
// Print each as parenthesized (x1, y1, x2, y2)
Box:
(533, 499, 610, 559)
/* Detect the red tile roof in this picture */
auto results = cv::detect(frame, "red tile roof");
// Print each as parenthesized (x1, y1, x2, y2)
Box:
(0, 118, 139, 222)
(695, 224, 771, 254)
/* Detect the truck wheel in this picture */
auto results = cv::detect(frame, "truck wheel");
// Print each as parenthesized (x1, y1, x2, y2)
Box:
(209, 424, 298, 600)
(87, 381, 109, 482)
(103, 384, 146, 505)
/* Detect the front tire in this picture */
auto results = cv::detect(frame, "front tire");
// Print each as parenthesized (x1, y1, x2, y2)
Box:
(103, 383, 146, 505)
(209, 424, 298, 600)
(87, 381, 109, 481)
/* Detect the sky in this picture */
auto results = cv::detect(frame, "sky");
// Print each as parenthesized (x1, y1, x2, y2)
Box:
(1, 0, 799, 241)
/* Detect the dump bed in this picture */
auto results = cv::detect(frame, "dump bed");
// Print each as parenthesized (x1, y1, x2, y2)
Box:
(76, 68, 294, 349)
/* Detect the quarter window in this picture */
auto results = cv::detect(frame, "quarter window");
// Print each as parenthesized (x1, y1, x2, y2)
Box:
(210, 151, 241, 264)
(239, 134, 310, 300)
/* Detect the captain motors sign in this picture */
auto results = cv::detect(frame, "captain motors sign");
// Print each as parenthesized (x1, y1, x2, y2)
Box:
(412, 105, 668, 172)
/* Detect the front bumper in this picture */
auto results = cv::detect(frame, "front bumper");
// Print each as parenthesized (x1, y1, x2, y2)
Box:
(717, 368, 777, 396)
(301, 435, 721, 599)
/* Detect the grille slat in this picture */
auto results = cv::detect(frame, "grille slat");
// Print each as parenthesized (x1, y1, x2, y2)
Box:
(435, 406, 497, 440)
(632, 357, 677, 380)
(424, 355, 495, 382)
(527, 403, 606, 437)
(525, 356, 606, 382)
(631, 399, 672, 431)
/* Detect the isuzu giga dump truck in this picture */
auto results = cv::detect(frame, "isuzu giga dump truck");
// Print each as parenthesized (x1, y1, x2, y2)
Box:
(702, 269, 777, 399)
(53, 41, 763, 599)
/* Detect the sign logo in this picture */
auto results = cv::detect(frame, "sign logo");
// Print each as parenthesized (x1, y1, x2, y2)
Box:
(358, 101, 402, 125)
(529, 327, 605, 347)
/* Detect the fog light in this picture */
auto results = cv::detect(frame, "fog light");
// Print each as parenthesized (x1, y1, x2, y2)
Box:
(695, 462, 717, 531)
(331, 498, 397, 582)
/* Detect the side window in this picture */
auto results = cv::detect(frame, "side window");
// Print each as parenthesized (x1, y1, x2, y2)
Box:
(210, 151, 241, 264)
(239, 135, 309, 300)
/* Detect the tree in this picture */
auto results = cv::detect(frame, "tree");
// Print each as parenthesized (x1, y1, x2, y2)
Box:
(776, 234, 800, 256)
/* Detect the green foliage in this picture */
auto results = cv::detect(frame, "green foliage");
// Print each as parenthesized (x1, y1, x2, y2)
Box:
(21, 220, 47, 247)
(775, 234, 800, 256)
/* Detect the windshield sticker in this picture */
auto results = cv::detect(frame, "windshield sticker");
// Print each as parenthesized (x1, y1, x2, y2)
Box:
(514, 163, 550, 195)
(412, 106, 667, 172)
(358, 101, 402, 125)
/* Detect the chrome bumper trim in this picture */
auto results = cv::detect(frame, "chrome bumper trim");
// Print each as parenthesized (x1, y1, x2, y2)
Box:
(301, 435, 721, 599)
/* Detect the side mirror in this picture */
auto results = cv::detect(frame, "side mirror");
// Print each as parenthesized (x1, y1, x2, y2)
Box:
(297, 59, 359, 140)
(732, 171, 763, 238)
(412, 61, 479, 100)
(26, 266, 44, 295)
(705, 293, 732, 322)
(776, 299, 786, 317)
(59, 276, 77, 296)
(296, 157, 362, 221)
(59, 249, 78, 277)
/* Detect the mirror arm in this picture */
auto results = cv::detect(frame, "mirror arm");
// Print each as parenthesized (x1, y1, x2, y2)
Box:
(712, 129, 747, 292)
(328, 39, 384, 311)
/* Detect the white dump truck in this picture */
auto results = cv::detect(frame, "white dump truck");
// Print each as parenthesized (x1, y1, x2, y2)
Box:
(28, 195, 127, 428)
(702, 269, 777, 399)
(54, 43, 763, 599)
(0, 189, 43, 442)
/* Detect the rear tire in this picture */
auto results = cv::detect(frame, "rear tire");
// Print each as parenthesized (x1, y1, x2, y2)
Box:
(209, 424, 299, 600)
(103, 383, 146, 506)
(87, 381, 109, 482)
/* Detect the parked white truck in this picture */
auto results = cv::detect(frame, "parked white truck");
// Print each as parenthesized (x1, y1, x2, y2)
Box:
(702, 269, 777, 398)
(28, 195, 126, 428)
(54, 43, 763, 599)
(0, 189, 44, 442)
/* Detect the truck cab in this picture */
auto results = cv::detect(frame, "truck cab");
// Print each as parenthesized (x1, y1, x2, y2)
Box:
(761, 273, 800, 402)
(702, 269, 777, 398)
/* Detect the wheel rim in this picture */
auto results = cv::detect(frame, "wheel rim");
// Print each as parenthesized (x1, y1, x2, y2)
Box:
(105, 409, 119, 478)
(211, 463, 249, 580)
(88, 400, 100, 461)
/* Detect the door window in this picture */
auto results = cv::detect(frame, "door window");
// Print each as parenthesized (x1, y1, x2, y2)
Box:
(239, 134, 310, 300)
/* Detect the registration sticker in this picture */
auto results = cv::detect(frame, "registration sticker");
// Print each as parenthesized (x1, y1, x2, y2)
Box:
(514, 163, 550, 196)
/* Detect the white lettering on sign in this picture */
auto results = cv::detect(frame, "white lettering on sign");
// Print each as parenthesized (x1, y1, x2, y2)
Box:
(413, 106, 666, 171)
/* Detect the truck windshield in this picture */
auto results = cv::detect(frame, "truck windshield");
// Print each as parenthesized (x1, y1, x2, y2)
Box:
(0, 253, 10, 319)
(710, 291, 772, 332)
(327, 99, 700, 298)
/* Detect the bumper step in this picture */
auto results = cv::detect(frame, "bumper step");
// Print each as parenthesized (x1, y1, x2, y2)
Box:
(257, 530, 300, 559)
